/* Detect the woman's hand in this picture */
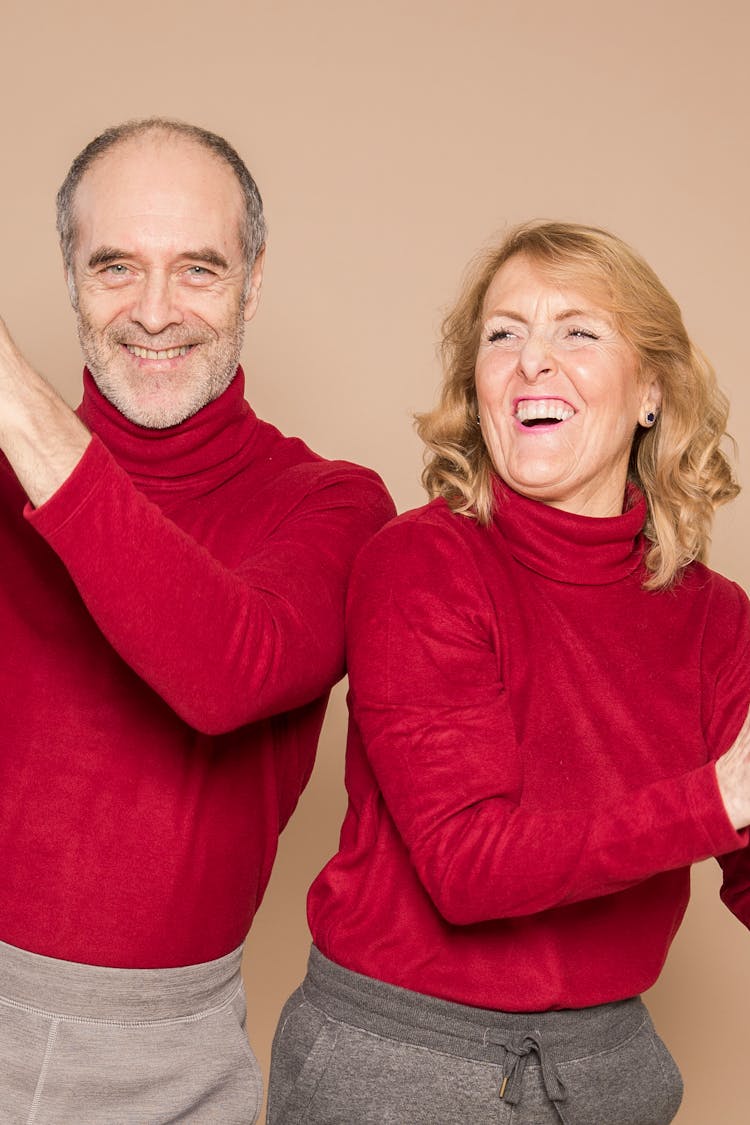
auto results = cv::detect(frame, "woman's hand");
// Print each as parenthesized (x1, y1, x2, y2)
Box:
(715, 706, 750, 830)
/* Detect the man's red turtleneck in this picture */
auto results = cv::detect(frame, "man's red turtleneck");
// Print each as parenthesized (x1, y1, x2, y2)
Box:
(308, 480, 750, 1010)
(0, 368, 394, 968)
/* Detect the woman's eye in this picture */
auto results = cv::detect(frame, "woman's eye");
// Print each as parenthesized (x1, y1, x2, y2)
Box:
(487, 328, 515, 343)
(567, 328, 598, 341)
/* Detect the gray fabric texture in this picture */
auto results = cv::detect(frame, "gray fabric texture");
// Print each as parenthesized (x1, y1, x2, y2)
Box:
(0, 937, 262, 1123)
(267, 946, 683, 1125)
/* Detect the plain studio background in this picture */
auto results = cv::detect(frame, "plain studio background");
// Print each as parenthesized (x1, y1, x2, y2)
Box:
(2, 2, 748, 1120)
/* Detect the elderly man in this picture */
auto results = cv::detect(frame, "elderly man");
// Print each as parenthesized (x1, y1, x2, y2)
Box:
(0, 119, 393, 1121)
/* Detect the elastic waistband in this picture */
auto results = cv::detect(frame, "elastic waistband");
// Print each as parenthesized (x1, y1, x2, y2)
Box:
(305, 946, 646, 1064)
(0, 938, 244, 1024)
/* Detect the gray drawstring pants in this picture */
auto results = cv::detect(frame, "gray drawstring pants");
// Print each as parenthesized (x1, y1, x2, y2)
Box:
(268, 946, 683, 1124)
(0, 936, 262, 1123)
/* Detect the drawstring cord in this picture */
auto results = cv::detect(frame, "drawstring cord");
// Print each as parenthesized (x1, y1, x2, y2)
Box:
(484, 1029, 570, 1124)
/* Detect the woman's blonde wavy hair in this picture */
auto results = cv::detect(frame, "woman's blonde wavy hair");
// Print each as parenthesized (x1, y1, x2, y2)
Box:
(416, 221, 739, 589)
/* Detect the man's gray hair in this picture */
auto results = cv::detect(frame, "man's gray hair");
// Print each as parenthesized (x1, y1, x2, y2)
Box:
(56, 117, 267, 284)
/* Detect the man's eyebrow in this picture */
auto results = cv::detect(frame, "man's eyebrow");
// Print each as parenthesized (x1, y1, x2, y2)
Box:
(180, 248, 230, 270)
(87, 246, 130, 268)
(86, 247, 231, 270)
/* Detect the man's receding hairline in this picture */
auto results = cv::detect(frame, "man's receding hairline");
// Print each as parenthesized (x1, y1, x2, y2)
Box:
(80, 123, 234, 167)
(72, 128, 244, 208)
(57, 117, 267, 298)
(67, 134, 248, 288)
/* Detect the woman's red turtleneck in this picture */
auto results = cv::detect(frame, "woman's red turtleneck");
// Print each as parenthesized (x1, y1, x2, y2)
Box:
(0, 368, 393, 967)
(308, 480, 750, 1010)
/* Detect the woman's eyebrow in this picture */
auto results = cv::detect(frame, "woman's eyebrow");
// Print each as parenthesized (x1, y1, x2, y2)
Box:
(553, 307, 609, 321)
(484, 307, 528, 322)
(484, 306, 609, 322)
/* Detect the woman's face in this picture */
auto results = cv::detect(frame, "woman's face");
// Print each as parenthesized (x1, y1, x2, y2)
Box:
(475, 254, 661, 517)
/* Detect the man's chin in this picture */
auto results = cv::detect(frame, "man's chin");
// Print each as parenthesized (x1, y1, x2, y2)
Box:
(89, 368, 236, 430)
(118, 400, 205, 430)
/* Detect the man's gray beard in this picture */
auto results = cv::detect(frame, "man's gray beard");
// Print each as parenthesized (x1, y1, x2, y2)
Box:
(77, 316, 246, 430)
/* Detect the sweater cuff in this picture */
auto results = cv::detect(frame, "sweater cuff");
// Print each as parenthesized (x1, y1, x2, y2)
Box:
(24, 437, 114, 539)
(685, 762, 749, 857)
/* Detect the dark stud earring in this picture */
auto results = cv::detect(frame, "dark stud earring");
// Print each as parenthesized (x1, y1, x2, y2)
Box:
(645, 412, 656, 425)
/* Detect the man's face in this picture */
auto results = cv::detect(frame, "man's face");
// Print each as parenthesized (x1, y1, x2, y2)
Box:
(69, 133, 263, 429)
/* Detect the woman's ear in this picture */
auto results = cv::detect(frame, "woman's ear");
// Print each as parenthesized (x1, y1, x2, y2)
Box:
(640, 376, 662, 427)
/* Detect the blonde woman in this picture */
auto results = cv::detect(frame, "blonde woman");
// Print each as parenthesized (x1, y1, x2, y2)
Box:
(269, 223, 750, 1124)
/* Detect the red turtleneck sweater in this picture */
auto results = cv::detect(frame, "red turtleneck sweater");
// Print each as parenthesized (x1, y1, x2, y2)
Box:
(308, 482, 750, 1010)
(0, 369, 394, 968)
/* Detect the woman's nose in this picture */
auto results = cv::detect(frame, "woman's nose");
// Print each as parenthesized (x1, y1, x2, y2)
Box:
(518, 334, 555, 383)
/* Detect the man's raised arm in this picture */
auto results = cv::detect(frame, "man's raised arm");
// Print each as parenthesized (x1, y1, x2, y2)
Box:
(0, 318, 91, 505)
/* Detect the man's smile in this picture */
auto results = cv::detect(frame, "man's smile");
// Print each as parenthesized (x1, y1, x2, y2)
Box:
(124, 343, 194, 361)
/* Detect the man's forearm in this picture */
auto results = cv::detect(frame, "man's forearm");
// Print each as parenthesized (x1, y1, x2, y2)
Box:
(0, 319, 91, 506)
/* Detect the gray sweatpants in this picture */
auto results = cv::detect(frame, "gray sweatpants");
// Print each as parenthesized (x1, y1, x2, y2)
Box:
(268, 946, 683, 1125)
(0, 936, 262, 1123)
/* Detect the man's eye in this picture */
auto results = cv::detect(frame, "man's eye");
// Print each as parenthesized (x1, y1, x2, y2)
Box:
(187, 266, 213, 277)
(105, 264, 128, 275)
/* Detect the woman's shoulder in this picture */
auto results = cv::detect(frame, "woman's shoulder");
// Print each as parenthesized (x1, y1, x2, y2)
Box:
(681, 559, 749, 609)
(354, 496, 487, 567)
(678, 561, 750, 661)
(370, 494, 485, 541)
(348, 497, 494, 610)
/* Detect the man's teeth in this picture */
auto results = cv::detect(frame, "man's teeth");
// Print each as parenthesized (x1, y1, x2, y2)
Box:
(127, 345, 191, 360)
(516, 400, 575, 424)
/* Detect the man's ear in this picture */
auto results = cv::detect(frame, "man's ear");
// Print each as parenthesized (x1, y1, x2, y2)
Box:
(243, 246, 266, 323)
(63, 254, 78, 309)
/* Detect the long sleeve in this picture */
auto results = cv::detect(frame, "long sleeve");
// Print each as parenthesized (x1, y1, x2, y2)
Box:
(699, 582, 750, 926)
(346, 516, 746, 926)
(26, 436, 395, 734)
(1, 386, 395, 966)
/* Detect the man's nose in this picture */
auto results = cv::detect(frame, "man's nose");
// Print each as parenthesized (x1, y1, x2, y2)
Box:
(129, 272, 184, 334)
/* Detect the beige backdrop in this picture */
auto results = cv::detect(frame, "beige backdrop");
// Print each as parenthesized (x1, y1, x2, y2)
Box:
(2, 1, 748, 1121)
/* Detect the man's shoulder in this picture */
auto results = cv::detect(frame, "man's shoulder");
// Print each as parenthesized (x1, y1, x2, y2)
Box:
(251, 416, 393, 508)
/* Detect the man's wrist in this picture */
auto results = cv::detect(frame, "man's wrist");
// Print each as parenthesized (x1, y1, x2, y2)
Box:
(0, 357, 91, 507)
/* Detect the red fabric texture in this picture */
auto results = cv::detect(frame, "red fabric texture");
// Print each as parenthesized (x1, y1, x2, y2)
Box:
(0, 368, 394, 967)
(308, 480, 750, 1010)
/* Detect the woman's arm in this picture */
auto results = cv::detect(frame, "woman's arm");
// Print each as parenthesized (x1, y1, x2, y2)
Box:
(715, 710, 750, 828)
(347, 516, 747, 925)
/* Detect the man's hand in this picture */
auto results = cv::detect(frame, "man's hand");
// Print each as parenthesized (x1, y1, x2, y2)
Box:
(0, 317, 91, 506)
(715, 706, 750, 830)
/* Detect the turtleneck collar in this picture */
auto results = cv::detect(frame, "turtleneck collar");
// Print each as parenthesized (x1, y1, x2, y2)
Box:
(76, 366, 260, 496)
(491, 476, 647, 585)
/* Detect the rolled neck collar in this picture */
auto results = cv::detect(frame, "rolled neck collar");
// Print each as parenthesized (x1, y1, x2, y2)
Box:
(491, 476, 647, 585)
(76, 367, 259, 493)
